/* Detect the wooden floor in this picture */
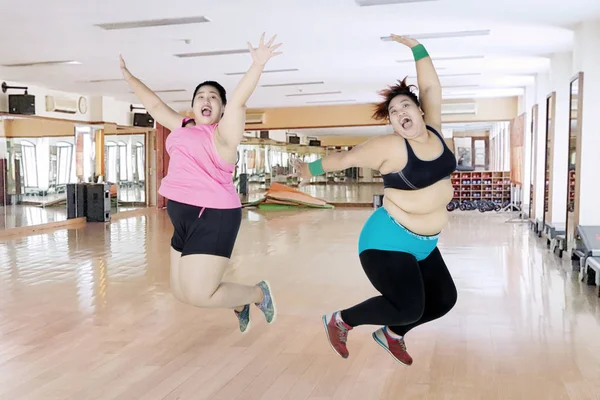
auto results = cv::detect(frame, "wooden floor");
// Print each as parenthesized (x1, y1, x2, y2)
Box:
(1, 208, 600, 399)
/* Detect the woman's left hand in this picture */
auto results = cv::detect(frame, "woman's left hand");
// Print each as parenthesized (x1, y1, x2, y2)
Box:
(248, 33, 283, 66)
(390, 34, 420, 48)
(291, 158, 312, 186)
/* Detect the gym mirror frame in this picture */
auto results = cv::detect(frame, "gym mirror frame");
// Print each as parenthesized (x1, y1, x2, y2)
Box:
(564, 72, 584, 253)
(542, 92, 556, 230)
(529, 104, 539, 221)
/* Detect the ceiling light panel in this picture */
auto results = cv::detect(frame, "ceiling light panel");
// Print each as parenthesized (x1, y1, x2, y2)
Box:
(225, 68, 299, 76)
(2, 60, 81, 67)
(381, 30, 490, 41)
(96, 16, 210, 31)
(175, 49, 249, 58)
(261, 81, 324, 88)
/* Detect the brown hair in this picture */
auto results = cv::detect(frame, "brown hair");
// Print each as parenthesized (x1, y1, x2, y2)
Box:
(372, 76, 420, 121)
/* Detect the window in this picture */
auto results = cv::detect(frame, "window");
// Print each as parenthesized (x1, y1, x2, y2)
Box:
(21, 141, 38, 188)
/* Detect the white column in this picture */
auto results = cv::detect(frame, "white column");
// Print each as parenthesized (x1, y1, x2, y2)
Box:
(535, 73, 550, 219)
(574, 20, 600, 225)
(522, 84, 536, 211)
(548, 52, 572, 224)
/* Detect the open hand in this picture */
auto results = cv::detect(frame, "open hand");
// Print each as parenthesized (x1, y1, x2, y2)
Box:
(291, 157, 311, 187)
(248, 33, 282, 66)
(390, 34, 420, 48)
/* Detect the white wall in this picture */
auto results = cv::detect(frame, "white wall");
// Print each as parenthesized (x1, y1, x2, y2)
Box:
(521, 84, 537, 211)
(0, 79, 133, 126)
(573, 20, 600, 225)
(534, 73, 550, 221)
(548, 52, 572, 224)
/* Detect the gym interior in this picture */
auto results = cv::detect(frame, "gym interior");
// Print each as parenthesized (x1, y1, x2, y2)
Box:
(1, 1, 600, 399)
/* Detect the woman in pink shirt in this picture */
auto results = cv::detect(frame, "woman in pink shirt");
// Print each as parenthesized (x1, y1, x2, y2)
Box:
(120, 33, 281, 333)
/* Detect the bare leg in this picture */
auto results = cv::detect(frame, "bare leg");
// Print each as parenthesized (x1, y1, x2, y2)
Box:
(176, 253, 263, 309)
(169, 247, 186, 302)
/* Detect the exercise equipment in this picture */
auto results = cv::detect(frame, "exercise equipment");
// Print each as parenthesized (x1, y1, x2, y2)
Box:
(572, 225, 600, 275)
(242, 182, 334, 209)
(544, 222, 565, 254)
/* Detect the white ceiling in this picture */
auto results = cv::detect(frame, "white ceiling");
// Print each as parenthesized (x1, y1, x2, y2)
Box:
(0, 0, 598, 109)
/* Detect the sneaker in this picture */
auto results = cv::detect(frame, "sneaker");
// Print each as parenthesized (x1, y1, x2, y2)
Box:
(255, 281, 276, 323)
(372, 327, 413, 366)
(234, 304, 251, 333)
(322, 312, 352, 359)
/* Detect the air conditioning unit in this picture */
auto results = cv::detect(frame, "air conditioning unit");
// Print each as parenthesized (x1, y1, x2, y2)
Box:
(246, 112, 265, 124)
(441, 102, 477, 115)
(45, 96, 77, 114)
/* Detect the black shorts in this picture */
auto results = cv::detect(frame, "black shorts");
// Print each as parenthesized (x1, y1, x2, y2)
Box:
(166, 200, 242, 258)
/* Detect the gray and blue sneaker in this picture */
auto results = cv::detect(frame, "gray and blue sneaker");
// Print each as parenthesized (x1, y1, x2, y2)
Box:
(234, 304, 251, 333)
(255, 281, 276, 323)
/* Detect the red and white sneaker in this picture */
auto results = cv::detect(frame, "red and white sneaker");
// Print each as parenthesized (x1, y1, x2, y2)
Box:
(372, 327, 413, 366)
(322, 312, 352, 359)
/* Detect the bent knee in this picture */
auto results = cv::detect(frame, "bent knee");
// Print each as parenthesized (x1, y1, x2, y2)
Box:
(179, 283, 217, 307)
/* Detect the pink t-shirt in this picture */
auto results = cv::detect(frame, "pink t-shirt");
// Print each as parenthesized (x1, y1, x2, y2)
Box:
(158, 121, 241, 209)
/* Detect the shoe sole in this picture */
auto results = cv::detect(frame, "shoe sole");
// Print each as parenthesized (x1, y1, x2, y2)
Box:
(322, 315, 348, 359)
(372, 332, 411, 366)
(260, 280, 277, 324)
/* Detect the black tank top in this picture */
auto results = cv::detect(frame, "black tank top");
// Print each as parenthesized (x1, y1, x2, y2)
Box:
(382, 125, 456, 191)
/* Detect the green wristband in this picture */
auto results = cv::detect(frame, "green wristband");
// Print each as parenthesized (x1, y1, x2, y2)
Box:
(412, 44, 429, 61)
(308, 159, 325, 176)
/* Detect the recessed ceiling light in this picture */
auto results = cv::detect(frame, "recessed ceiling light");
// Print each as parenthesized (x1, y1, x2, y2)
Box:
(96, 16, 210, 31)
(86, 78, 123, 83)
(397, 55, 485, 63)
(261, 81, 324, 88)
(356, 0, 438, 5)
(174, 49, 249, 58)
(225, 68, 299, 76)
(381, 30, 490, 41)
(286, 91, 342, 97)
(2, 60, 81, 67)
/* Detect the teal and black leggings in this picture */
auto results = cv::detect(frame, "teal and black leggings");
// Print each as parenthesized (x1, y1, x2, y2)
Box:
(340, 208, 457, 336)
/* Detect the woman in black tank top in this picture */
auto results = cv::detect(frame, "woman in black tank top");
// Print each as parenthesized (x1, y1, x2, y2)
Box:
(293, 35, 457, 366)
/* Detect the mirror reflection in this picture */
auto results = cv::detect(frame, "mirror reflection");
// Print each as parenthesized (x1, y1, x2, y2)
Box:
(543, 93, 555, 226)
(528, 105, 538, 220)
(104, 134, 147, 213)
(565, 74, 582, 249)
(0, 135, 76, 229)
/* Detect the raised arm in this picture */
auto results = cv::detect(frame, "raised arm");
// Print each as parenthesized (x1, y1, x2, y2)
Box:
(293, 136, 390, 185)
(215, 33, 282, 148)
(391, 35, 442, 131)
(120, 55, 184, 132)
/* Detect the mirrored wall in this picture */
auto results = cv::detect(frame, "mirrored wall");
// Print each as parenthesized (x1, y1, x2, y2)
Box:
(1, 116, 152, 231)
(543, 92, 556, 226)
(0, 134, 76, 229)
(104, 134, 147, 213)
(565, 72, 583, 250)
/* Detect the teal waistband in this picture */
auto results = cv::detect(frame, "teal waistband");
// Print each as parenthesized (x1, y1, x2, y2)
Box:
(358, 207, 439, 261)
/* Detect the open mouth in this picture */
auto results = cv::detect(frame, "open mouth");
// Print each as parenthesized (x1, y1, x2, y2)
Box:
(201, 106, 212, 117)
(400, 116, 413, 130)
